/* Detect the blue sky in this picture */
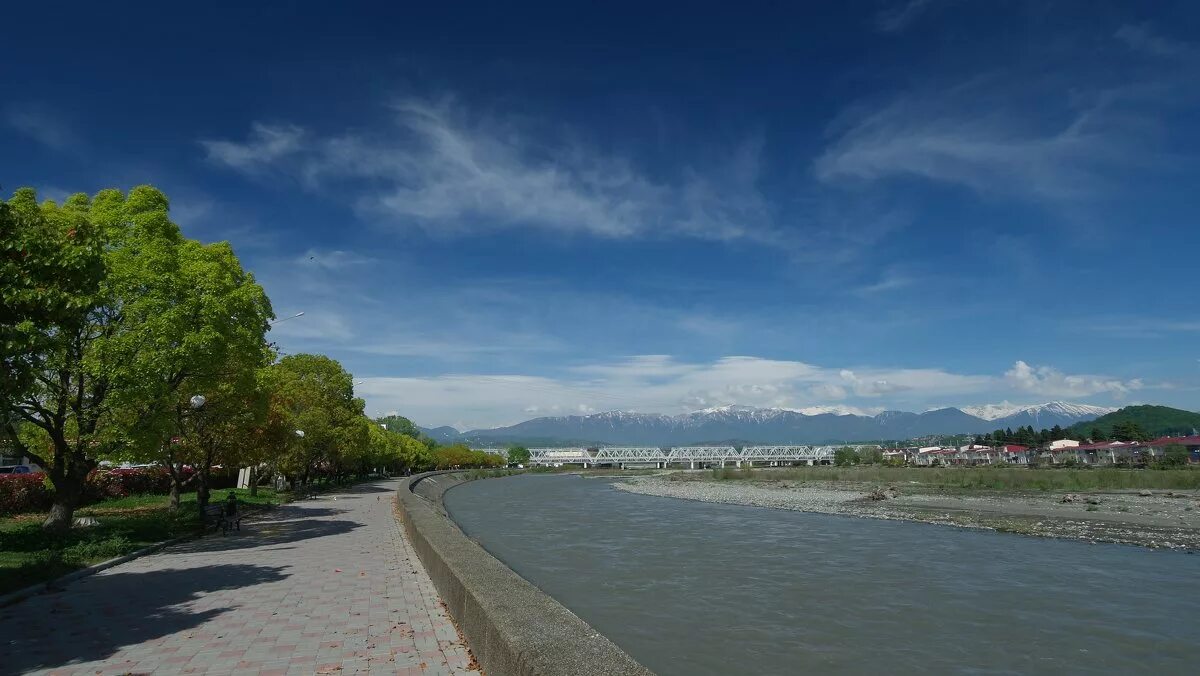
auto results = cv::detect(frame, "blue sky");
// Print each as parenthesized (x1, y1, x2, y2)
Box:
(4, 1, 1199, 429)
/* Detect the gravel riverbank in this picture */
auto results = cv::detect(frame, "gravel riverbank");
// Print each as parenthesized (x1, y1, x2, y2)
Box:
(613, 474, 1200, 550)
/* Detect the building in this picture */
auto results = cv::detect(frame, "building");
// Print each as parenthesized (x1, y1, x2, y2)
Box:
(1145, 435, 1200, 464)
(1001, 444, 1030, 465)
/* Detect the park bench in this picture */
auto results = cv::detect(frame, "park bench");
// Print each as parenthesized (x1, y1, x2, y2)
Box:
(201, 501, 244, 535)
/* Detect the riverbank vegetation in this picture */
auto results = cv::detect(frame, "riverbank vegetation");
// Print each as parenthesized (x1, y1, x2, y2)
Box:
(675, 465, 1200, 492)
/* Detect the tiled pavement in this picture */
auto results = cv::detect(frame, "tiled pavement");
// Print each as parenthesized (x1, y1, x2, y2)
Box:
(0, 480, 479, 675)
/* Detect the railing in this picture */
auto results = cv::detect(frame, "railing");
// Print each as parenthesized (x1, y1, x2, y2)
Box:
(516, 445, 878, 466)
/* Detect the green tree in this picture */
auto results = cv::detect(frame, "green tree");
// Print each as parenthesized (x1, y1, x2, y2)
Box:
(856, 446, 883, 465)
(1158, 443, 1189, 468)
(1, 189, 105, 410)
(2, 187, 272, 531)
(173, 373, 269, 513)
(834, 446, 859, 467)
(1112, 421, 1150, 442)
(124, 237, 274, 512)
(1090, 427, 1108, 442)
(263, 354, 367, 486)
(507, 445, 531, 465)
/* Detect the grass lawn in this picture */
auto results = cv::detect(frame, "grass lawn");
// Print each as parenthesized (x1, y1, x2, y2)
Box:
(0, 487, 278, 596)
(670, 465, 1200, 492)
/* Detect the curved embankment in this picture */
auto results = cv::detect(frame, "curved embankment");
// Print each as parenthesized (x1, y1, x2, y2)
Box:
(396, 471, 654, 676)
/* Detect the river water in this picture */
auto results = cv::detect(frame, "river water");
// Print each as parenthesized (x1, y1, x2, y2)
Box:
(443, 474, 1200, 675)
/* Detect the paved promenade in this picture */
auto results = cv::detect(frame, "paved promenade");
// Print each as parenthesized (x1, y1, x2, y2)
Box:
(0, 480, 479, 675)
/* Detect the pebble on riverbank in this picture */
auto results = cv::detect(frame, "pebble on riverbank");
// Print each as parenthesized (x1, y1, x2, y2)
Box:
(614, 475, 1200, 551)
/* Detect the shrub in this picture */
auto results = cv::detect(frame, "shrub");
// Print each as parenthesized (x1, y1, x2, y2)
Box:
(82, 467, 174, 503)
(62, 535, 134, 561)
(0, 474, 54, 515)
(834, 447, 859, 467)
(1155, 444, 1189, 469)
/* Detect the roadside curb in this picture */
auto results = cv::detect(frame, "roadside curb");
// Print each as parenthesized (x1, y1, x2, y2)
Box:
(0, 505, 272, 609)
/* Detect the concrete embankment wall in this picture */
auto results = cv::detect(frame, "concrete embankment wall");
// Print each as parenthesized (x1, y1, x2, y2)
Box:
(396, 471, 654, 676)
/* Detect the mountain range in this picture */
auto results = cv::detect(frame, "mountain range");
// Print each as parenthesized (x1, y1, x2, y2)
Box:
(420, 401, 1116, 446)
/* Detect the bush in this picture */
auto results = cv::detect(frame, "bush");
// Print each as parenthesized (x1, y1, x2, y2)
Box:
(62, 535, 135, 561)
(1155, 444, 1189, 469)
(82, 467, 174, 503)
(1, 466, 185, 515)
(0, 474, 54, 515)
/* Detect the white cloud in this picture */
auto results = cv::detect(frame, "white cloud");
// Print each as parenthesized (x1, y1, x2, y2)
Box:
(358, 355, 997, 428)
(1004, 360, 1143, 398)
(814, 75, 1161, 206)
(355, 354, 1155, 429)
(201, 122, 305, 173)
(202, 99, 778, 244)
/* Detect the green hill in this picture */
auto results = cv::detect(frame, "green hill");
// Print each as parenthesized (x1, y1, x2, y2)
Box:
(1068, 405, 1200, 439)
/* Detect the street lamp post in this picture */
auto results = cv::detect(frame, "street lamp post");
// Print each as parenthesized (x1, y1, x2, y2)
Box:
(188, 394, 213, 513)
(270, 312, 305, 326)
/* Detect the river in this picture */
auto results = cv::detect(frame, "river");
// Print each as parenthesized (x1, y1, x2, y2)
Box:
(443, 473, 1199, 675)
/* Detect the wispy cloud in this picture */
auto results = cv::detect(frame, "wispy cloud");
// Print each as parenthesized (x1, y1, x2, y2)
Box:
(852, 267, 914, 296)
(202, 98, 779, 245)
(875, 0, 941, 33)
(816, 75, 1152, 204)
(200, 122, 305, 173)
(298, 248, 377, 270)
(814, 76, 1152, 205)
(1115, 23, 1197, 59)
(4, 102, 78, 150)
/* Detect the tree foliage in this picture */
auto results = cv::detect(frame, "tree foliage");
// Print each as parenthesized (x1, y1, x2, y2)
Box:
(3, 184, 455, 524)
(506, 445, 531, 465)
(431, 444, 505, 470)
(1158, 444, 1189, 468)
(1068, 405, 1200, 440)
(262, 354, 368, 484)
(1, 187, 272, 531)
(834, 446, 859, 466)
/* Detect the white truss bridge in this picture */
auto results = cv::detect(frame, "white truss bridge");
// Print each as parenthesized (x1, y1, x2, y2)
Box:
(484, 445, 879, 468)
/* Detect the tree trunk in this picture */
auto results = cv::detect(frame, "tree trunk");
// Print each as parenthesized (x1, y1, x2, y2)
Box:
(248, 466, 259, 497)
(164, 459, 189, 510)
(42, 452, 91, 533)
(168, 476, 182, 509)
(195, 467, 210, 514)
(43, 487, 81, 533)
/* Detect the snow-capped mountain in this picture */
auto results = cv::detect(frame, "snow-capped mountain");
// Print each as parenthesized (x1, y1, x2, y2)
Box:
(447, 401, 1114, 445)
(960, 401, 1115, 422)
(987, 401, 1116, 430)
(960, 402, 1028, 421)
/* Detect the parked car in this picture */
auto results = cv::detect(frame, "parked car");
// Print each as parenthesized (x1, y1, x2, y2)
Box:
(0, 465, 37, 475)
